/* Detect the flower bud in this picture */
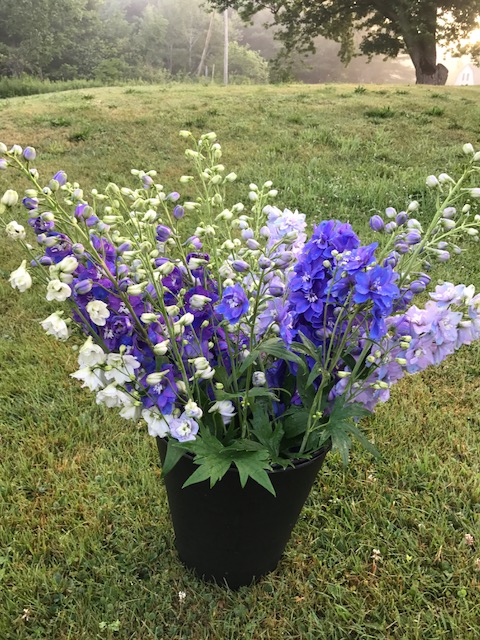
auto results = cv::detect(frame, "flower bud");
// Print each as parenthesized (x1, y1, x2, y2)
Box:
(463, 143, 475, 155)
(396, 212, 408, 226)
(441, 218, 456, 230)
(23, 147, 36, 161)
(225, 172, 237, 182)
(1, 189, 18, 207)
(426, 175, 439, 188)
(0, 142, 7, 154)
(153, 340, 170, 355)
(140, 312, 158, 324)
(369, 215, 384, 232)
(473, 151, 480, 162)
(74, 279, 93, 295)
(10, 145, 22, 156)
(146, 371, 168, 386)
(407, 201, 419, 212)
(232, 260, 250, 273)
(127, 283, 145, 296)
(470, 188, 480, 199)
(252, 372, 266, 386)
(438, 173, 454, 184)
(385, 207, 396, 219)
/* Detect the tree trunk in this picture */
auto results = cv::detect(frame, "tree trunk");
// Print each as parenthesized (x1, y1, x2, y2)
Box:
(404, 28, 448, 85)
(197, 12, 215, 77)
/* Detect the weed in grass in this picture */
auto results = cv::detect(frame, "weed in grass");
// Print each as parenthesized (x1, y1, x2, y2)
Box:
(423, 106, 445, 117)
(81, 94, 95, 101)
(430, 92, 450, 100)
(447, 120, 464, 130)
(287, 115, 304, 125)
(365, 106, 396, 119)
(354, 85, 367, 94)
(68, 128, 92, 142)
(49, 116, 72, 127)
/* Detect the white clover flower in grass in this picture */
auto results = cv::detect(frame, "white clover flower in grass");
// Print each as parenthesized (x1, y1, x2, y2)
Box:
(70, 367, 106, 391)
(143, 408, 172, 437)
(40, 312, 69, 341)
(104, 353, 141, 385)
(86, 300, 110, 326)
(78, 336, 106, 368)
(209, 400, 236, 425)
(46, 279, 72, 302)
(5, 221, 26, 241)
(9, 260, 32, 292)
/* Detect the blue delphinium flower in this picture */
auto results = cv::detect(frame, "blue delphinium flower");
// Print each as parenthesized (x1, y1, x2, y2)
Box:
(216, 284, 249, 325)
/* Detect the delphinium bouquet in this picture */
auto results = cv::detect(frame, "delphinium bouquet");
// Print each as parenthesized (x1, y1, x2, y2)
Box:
(1, 135, 480, 494)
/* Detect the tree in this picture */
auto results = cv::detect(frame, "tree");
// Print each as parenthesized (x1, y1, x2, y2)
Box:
(210, 1, 480, 85)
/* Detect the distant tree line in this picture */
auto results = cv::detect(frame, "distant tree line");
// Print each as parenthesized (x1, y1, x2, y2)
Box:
(0, 0, 435, 84)
(0, 0, 268, 83)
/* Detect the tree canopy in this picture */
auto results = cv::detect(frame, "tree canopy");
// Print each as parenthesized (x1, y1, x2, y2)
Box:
(211, 0, 480, 84)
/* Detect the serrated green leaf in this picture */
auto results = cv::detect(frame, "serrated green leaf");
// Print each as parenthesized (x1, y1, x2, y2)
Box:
(233, 452, 275, 496)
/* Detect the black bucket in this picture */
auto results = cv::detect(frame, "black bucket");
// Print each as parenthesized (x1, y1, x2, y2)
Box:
(157, 438, 329, 588)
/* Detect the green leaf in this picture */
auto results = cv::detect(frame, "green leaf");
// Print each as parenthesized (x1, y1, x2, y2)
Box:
(233, 451, 276, 496)
(282, 409, 309, 439)
(162, 440, 185, 476)
(296, 364, 316, 407)
(250, 403, 285, 457)
(306, 361, 324, 387)
(216, 387, 279, 401)
(238, 338, 306, 376)
(182, 451, 232, 489)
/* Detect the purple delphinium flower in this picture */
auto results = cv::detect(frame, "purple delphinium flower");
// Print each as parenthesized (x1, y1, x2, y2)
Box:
(169, 414, 199, 442)
(52, 170, 67, 186)
(156, 225, 172, 242)
(369, 215, 384, 232)
(216, 284, 249, 324)
(22, 197, 38, 211)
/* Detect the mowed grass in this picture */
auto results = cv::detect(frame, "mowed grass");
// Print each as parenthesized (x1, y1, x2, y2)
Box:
(1, 83, 480, 639)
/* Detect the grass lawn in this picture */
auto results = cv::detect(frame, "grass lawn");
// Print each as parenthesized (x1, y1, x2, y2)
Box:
(1, 83, 480, 639)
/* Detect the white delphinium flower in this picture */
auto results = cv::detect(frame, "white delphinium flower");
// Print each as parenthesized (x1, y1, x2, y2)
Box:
(40, 312, 69, 341)
(184, 399, 203, 419)
(191, 356, 215, 380)
(153, 340, 170, 356)
(104, 353, 141, 385)
(96, 383, 129, 408)
(142, 408, 172, 437)
(252, 372, 266, 387)
(9, 260, 32, 292)
(209, 400, 236, 425)
(5, 221, 26, 240)
(78, 336, 106, 368)
(1, 189, 19, 207)
(70, 367, 106, 391)
(189, 294, 211, 310)
(57, 255, 78, 274)
(46, 279, 72, 302)
(86, 300, 110, 326)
